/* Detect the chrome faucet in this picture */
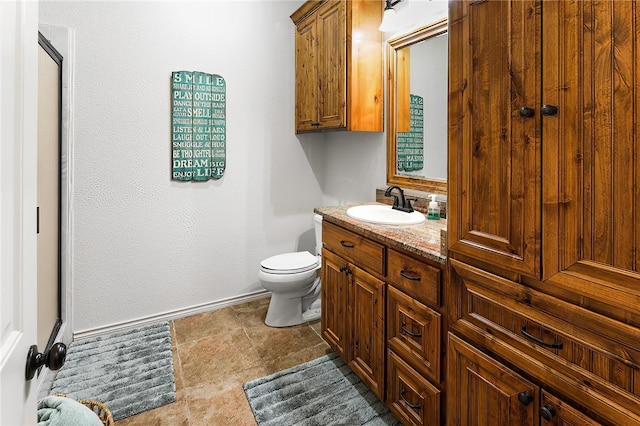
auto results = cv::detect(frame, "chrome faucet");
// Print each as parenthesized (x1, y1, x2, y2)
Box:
(384, 186, 415, 213)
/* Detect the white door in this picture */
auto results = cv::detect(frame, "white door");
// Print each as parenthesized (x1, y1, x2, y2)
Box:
(0, 1, 40, 425)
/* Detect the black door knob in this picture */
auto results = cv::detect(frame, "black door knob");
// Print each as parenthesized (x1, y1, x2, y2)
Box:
(25, 342, 67, 380)
(539, 404, 556, 421)
(517, 390, 534, 406)
(519, 107, 535, 118)
(541, 104, 558, 116)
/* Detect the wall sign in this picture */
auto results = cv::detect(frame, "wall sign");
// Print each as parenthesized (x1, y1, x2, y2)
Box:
(171, 71, 226, 181)
(396, 94, 424, 172)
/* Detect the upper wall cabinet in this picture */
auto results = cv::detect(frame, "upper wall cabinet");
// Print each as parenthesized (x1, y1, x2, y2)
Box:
(291, 0, 383, 133)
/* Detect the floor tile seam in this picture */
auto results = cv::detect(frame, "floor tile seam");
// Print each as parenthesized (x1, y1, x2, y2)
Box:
(241, 326, 269, 364)
(180, 388, 194, 426)
(181, 356, 264, 391)
(174, 324, 247, 346)
(308, 321, 323, 338)
(171, 320, 188, 395)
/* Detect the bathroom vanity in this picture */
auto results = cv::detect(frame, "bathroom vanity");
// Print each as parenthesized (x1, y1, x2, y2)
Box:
(314, 204, 446, 426)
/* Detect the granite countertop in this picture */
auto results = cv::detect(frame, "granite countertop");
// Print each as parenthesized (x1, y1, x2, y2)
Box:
(314, 203, 447, 265)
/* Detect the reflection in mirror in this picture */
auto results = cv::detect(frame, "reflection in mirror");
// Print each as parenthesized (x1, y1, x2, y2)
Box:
(386, 18, 448, 194)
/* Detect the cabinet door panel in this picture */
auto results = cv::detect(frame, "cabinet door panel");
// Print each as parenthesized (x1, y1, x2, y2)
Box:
(542, 0, 640, 319)
(294, 15, 318, 131)
(447, 333, 538, 426)
(448, 0, 541, 278)
(349, 265, 385, 400)
(321, 248, 349, 359)
(317, 1, 346, 129)
(388, 286, 441, 383)
(388, 350, 441, 426)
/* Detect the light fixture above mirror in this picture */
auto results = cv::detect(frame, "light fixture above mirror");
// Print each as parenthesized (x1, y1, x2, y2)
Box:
(378, 0, 403, 32)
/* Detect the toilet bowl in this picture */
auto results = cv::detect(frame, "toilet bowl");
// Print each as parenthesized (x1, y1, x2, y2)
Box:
(259, 214, 323, 327)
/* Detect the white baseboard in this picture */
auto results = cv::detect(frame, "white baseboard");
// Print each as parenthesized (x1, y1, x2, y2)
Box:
(73, 290, 271, 340)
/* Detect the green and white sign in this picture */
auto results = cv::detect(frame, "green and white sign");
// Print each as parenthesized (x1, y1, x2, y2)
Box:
(396, 94, 424, 172)
(171, 71, 226, 181)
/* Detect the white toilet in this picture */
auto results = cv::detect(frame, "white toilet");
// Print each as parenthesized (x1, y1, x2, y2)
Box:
(258, 214, 323, 327)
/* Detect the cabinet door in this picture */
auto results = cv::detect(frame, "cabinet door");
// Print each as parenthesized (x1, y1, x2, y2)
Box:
(321, 248, 349, 359)
(316, 0, 346, 129)
(349, 265, 385, 400)
(541, 0, 640, 320)
(387, 285, 441, 383)
(447, 334, 538, 426)
(540, 391, 603, 426)
(294, 12, 318, 132)
(388, 350, 441, 426)
(448, 0, 541, 278)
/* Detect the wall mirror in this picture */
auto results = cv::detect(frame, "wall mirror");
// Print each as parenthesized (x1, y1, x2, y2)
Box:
(386, 18, 448, 194)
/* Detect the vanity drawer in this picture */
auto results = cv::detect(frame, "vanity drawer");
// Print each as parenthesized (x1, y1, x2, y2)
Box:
(387, 350, 441, 426)
(388, 285, 441, 382)
(451, 259, 640, 422)
(322, 221, 385, 276)
(540, 391, 604, 426)
(388, 249, 440, 306)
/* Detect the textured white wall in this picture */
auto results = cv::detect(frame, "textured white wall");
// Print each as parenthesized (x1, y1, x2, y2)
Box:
(39, 0, 328, 332)
(39, 0, 448, 334)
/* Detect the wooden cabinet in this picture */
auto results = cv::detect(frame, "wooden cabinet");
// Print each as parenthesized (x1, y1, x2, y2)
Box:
(321, 219, 446, 420)
(387, 350, 440, 426)
(349, 265, 385, 399)
(448, 334, 604, 426)
(448, 334, 538, 426)
(321, 221, 386, 400)
(321, 248, 349, 359)
(290, 0, 383, 133)
(448, 0, 541, 278)
(387, 286, 441, 383)
(448, 1, 640, 424)
(386, 249, 444, 426)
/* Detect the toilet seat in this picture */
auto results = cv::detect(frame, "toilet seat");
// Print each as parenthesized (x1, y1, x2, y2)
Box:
(260, 251, 319, 275)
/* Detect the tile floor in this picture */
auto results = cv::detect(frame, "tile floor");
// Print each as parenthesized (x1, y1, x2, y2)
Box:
(116, 297, 332, 426)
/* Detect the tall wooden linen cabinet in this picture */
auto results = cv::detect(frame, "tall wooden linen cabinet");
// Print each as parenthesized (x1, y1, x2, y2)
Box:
(448, 1, 640, 425)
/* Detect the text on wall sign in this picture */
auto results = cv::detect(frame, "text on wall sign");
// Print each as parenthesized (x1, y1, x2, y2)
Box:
(397, 94, 424, 172)
(171, 71, 226, 181)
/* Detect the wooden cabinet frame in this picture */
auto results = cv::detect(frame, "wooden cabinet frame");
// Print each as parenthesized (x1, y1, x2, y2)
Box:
(291, 0, 383, 133)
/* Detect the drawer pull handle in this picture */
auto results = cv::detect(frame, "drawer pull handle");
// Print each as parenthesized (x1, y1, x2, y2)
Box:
(400, 269, 421, 281)
(400, 321, 422, 338)
(520, 326, 563, 349)
(340, 240, 355, 248)
(400, 389, 422, 410)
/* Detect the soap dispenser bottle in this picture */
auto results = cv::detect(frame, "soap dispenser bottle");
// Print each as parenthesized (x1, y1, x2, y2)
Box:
(427, 195, 441, 220)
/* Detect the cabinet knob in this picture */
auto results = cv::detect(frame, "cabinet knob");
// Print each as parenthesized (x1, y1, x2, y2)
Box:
(541, 104, 558, 116)
(539, 404, 556, 421)
(517, 390, 534, 406)
(519, 107, 535, 118)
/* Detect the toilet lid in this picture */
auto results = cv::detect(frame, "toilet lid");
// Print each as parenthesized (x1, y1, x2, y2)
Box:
(260, 251, 319, 275)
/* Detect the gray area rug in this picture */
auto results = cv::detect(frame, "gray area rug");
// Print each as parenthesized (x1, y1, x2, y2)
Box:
(51, 322, 176, 421)
(243, 353, 401, 426)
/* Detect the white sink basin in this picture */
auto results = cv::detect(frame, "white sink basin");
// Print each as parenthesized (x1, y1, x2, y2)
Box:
(346, 204, 425, 225)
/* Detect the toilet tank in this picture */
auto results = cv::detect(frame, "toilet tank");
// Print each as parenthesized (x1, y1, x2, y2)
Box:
(314, 214, 323, 256)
